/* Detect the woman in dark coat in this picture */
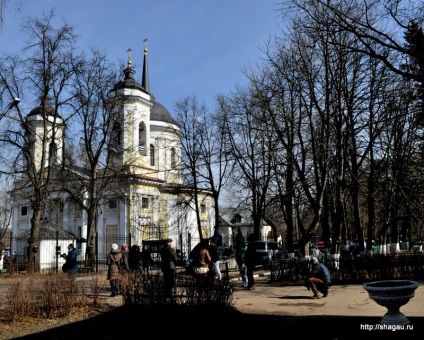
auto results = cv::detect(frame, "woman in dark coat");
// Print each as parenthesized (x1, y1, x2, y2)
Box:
(62, 243, 78, 281)
(120, 244, 130, 272)
(141, 245, 153, 280)
(107, 243, 122, 297)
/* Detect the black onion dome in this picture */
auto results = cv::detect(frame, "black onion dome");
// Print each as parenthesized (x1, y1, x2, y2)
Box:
(111, 67, 146, 93)
(151, 101, 178, 125)
(27, 103, 62, 119)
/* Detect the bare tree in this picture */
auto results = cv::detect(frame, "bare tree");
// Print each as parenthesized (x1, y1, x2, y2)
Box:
(0, 177, 12, 241)
(60, 48, 120, 267)
(248, 47, 301, 248)
(200, 96, 232, 235)
(174, 96, 207, 239)
(220, 85, 278, 241)
(281, 0, 424, 252)
(174, 95, 231, 240)
(0, 11, 80, 269)
(288, 0, 424, 120)
(253, 34, 331, 254)
(0, 0, 25, 28)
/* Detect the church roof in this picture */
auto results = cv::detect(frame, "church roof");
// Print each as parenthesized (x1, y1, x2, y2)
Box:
(27, 103, 62, 119)
(110, 67, 146, 93)
(15, 223, 75, 239)
(111, 45, 178, 127)
(151, 101, 177, 125)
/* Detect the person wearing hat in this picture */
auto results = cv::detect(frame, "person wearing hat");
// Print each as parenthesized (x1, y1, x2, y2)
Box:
(305, 256, 332, 299)
(120, 244, 130, 272)
(107, 243, 122, 297)
(61, 243, 78, 281)
(159, 238, 179, 298)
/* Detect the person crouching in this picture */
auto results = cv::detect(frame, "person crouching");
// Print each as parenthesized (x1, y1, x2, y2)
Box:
(305, 256, 332, 299)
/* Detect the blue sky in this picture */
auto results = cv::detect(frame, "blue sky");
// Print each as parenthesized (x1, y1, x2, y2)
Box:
(1, 0, 283, 114)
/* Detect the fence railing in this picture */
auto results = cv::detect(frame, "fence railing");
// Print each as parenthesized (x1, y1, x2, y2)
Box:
(4, 233, 424, 283)
(1, 234, 189, 274)
(270, 252, 424, 283)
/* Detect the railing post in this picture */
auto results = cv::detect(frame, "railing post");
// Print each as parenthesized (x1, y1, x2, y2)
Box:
(56, 231, 59, 273)
(95, 232, 99, 273)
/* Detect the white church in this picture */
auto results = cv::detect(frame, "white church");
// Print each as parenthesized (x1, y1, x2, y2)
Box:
(10, 45, 216, 269)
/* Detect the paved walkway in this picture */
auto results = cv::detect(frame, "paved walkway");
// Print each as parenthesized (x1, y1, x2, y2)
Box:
(81, 269, 424, 320)
(232, 274, 424, 317)
(228, 274, 424, 339)
(2, 270, 422, 339)
(2, 269, 423, 320)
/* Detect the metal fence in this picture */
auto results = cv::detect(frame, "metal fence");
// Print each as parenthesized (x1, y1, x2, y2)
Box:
(270, 252, 424, 283)
(1, 233, 187, 274)
(5, 232, 423, 283)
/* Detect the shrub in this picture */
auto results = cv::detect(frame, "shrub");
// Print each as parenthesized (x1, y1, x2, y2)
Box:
(119, 271, 234, 307)
(4, 273, 89, 321)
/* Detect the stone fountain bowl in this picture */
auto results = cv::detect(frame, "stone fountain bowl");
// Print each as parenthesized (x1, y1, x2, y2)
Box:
(363, 280, 419, 325)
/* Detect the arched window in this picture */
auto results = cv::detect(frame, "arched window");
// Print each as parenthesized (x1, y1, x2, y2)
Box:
(111, 122, 121, 151)
(171, 147, 176, 169)
(49, 142, 58, 164)
(139, 122, 146, 154)
(150, 144, 155, 166)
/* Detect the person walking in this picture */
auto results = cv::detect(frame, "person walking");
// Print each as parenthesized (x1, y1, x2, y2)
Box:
(190, 239, 212, 300)
(120, 244, 130, 272)
(305, 256, 332, 299)
(208, 236, 222, 283)
(61, 243, 78, 281)
(244, 235, 256, 290)
(128, 244, 141, 272)
(141, 244, 153, 281)
(159, 238, 178, 298)
(191, 239, 211, 278)
(234, 229, 248, 288)
(107, 243, 122, 297)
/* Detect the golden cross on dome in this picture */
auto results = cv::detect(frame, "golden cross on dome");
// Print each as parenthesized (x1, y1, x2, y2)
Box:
(127, 47, 132, 68)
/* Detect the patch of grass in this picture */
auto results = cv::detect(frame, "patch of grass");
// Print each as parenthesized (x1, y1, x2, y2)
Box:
(1, 270, 234, 327)
(4, 273, 89, 322)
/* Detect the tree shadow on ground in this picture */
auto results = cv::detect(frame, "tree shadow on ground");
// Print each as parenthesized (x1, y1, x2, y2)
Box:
(18, 304, 422, 340)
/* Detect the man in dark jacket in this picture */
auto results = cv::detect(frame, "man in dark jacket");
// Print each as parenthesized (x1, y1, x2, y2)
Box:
(244, 235, 256, 290)
(305, 256, 332, 299)
(234, 230, 248, 288)
(62, 243, 78, 281)
(160, 238, 178, 298)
